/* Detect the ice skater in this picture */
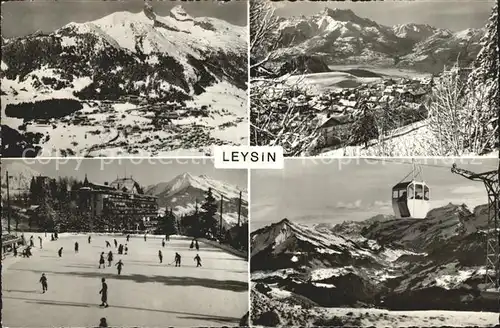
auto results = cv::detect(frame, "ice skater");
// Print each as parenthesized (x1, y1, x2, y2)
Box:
(190, 240, 194, 249)
(58, 247, 63, 257)
(115, 259, 124, 275)
(158, 250, 163, 264)
(88, 235, 92, 244)
(162, 239, 165, 248)
(30, 236, 34, 247)
(118, 244, 123, 255)
(195, 240, 199, 251)
(51, 234, 55, 241)
(105, 240, 111, 248)
(75, 242, 79, 253)
(126, 234, 130, 242)
(99, 252, 105, 269)
(113, 239, 117, 248)
(124, 245, 128, 255)
(174, 252, 181, 267)
(194, 254, 202, 267)
(38, 236, 43, 249)
(107, 251, 113, 267)
(144, 234, 147, 242)
(99, 278, 108, 308)
(99, 318, 108, 327)
(39, 273, 48, 293)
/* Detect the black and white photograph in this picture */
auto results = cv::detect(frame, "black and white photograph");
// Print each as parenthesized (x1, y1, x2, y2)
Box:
(1, 158, 249, 327)
(1, 0, 248, 158)
(250, 0, 498, 157)
(250, 158, 499, 327)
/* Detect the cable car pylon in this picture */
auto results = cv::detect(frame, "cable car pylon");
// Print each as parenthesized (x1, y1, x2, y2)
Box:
(451, 163, 500, 297)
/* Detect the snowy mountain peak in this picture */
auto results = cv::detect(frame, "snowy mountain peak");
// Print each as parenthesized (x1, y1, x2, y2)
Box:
(170, 5, 193, 22)
(321, 7, 358, 21)
(1, 162, 41, 194)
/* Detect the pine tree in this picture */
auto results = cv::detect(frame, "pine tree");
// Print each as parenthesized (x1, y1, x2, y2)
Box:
(466, 3, 498, 150)
(200, 187, 218, 238)
(350, 101, 378, 148)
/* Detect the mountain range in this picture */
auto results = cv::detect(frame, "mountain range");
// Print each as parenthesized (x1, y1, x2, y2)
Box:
(251, 203, 496, 326)
(145, 172, 248, 228)
(1, 4, 247, 101)
(268, 8, 485, 74)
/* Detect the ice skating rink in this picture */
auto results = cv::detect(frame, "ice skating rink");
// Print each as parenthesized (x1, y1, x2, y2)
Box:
(2, 234, 249, 327)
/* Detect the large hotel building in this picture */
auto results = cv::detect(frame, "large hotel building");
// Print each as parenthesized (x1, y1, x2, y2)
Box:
(79, 175, 159, 230)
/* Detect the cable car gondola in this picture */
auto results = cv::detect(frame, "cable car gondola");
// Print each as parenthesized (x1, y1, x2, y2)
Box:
(391, 163, 430, 219)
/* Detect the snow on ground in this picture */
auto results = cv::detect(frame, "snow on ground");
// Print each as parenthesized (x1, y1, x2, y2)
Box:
(2, 234, 248, 327)
(184, 82, 248, 145)
(311, 266, 355, 281)
(2, 81, 248, 157)
(382, 248, 425, 262)
(268, 286, 292, 299)
(328, 65, 432, 79)
(285, 72, 381, 94)
(252, 269, 298, 281)
(316, 307, 498, 327)
(320, 118, 498, 157)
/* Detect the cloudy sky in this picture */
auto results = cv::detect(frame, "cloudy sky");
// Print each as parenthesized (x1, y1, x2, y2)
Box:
(251, 158, 499, 231)
(274, 0, 495, 31)
(3, 159, 247, 191)
(1, 0, 247, 38)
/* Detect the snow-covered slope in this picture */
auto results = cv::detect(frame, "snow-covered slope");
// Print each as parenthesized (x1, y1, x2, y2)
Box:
(146, 172, 248, 228)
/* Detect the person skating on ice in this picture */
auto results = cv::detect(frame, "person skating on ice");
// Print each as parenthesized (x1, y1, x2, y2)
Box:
(99, 278, 108, 308)
(75, 242, 79, 254)
(124, 245, 128, 255)
(126, 234, 130, 242)
(88, 235, 91, 244)
(99, 252, 105, 269)
(194, 254, 202, 267)
(162, 239, 165, 248)
(39, 273, 48, 293)
(113, 239, 118, 248)
(38, 236, 43, 249)
(195, 240, 199, 251)
(105, 240, 111, 248)
(115, 259, 124, 275)
(30, 236, 34, 248)
(190, 240, 194, 249)
(98, 317, 108, 327)
(174, 252, 181, 267)
(107, 251, 113, 267)
(158, 250, 163, 264)
(58, 247, 63, 258)
(144, 234, 147, 242)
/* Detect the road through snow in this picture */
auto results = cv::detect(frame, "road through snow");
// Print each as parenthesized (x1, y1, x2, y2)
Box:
(2, 234, 249, 327)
